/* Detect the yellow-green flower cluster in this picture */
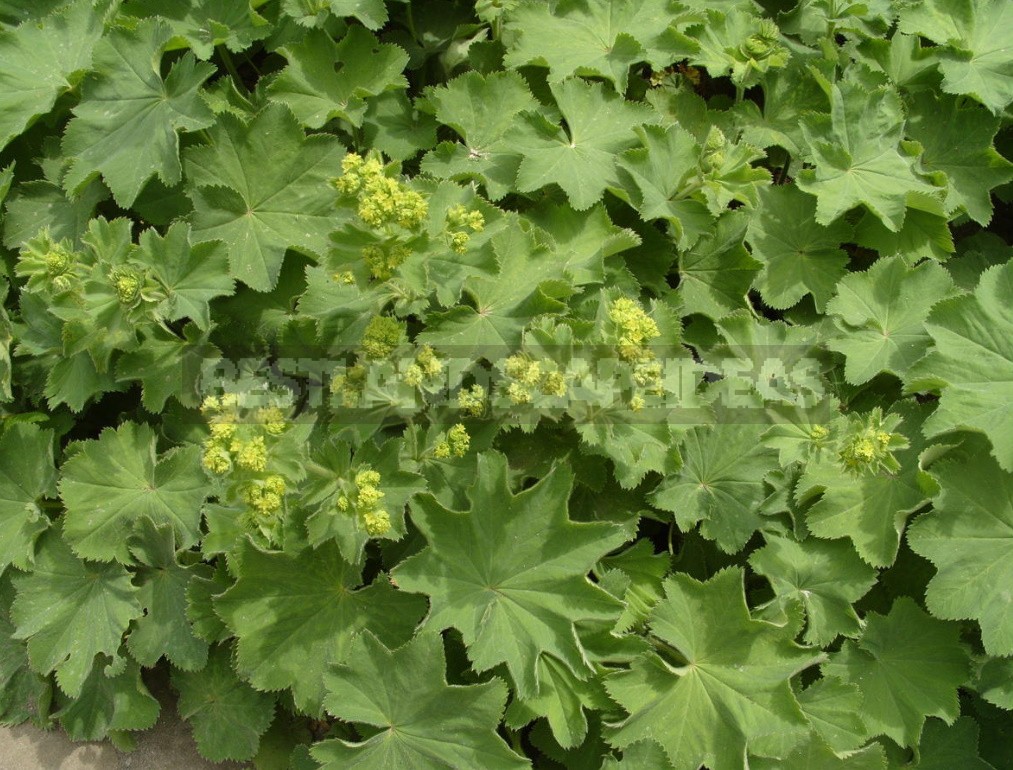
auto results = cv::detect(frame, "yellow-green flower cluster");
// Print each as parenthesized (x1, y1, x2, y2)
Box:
(362, 243, 411, 281)
(110, 267, 143, 306)
(502, 355, 568, 404)
(331, 364, 367, 408)
(445, 204, 485, 254)
(434, 423, 470, 459)
(244, 475, 286, 519)
(838, 411, 906, 475)
(402, 345, 443, 387)
(16, 231, 82, 294)
(361, 316, 406, 360)
(458, 385, 487, 417)
(608, 297, 660, 362)
(337, 468, 391, 536)
(335, 153, 428, 230)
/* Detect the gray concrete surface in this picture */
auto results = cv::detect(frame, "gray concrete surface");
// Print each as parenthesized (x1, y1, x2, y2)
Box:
(0, 677, 251, 770)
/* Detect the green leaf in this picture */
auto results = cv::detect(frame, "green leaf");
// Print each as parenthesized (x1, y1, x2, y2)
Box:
(907, 451, 1013, 656)
(1, 178, 107, 250)
(281, 0, 389, 30)
(125, 517, 210, 672)
(314, 631, 528, 769)
(750, 535, 877, 646)
(514, 79, 656, 210)
(137, 222, 235, 331)
(173, 645, 276, 762)
(0, 612, 50, 727)
(795, 677, 872, 754)
(675, 210, 761, 319)
(0, 0, 104, 151)
(796, 80, 938, 231)
(917, 717, 997, 770)
(392, 452, 631, 697)
(184, 103, 345, 291)
(10, 529, 141, 698)
(822, 597, 970, 748)
(62, 19, 216, 207)
(825, 256, 954, 386)
(906, 92, 1013, 225)
(746, 186, 852, 312)
(605, 568, 822, 770)
(214, 538, 426, 714)
(649, 423, 780, 553)
(503, 0, 680, 92)
(55, 656, 160, 741)
(906, 260, 1013, 471)
(0, 424, 55, 576)
(121, 0, 272, 59)
(897, 0, 1013, 114)
(59, 422, 207, 563)
(268, 27, 408, 129)
(421, 71, 536, 200)
(115, 325, 218, 412)
(751, 739, 887, 770)
(852, 192, 955, 263)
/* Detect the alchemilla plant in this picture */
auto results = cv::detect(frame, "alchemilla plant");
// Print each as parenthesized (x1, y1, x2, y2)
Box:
(0, 0, 1011, 767)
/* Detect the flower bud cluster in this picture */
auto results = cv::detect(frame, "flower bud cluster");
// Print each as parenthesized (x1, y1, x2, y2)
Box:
(501, 355, 568, 405)
(458, 385, 488, 417)
(335, 153, 428, 230)
(361, 243, 412, 281)
(608, 297, 660, 362)
(837, 409, 907, 476)
(402, 344, 443, 387)
(434, 423, 470, 459)
(337, 468, 391, 536)
(361, 315, 406, 360)
(445, 204, 485, 254)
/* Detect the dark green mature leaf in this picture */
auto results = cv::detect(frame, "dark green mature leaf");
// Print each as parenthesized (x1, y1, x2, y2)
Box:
(823, 597, 971, 748)
(59, 422, 207, 563)
(10, 530, 141, 698)
(0, 424, 55, 576)
(907, 451, 1013, 656)
(0, 0, 103, 151)
(55, 656, 160, 741)
(214, 538, 426, 714)
(62, 19, 216, 207)
(393, 452, 632, 697)
(184, 103, 345, 291)
(121, 0, 272, 59)
(314, 632, 528, 769)
(907, 260, 1013, 471)
(606, 568, 822, 770)
(173, 645, 275, 762)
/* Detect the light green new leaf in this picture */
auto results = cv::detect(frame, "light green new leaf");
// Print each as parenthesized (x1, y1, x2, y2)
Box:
(605, 568, 821, 770)
(392, 453, 632, 697)
(62, 19, 216, 207)
(826, 256, 954, 386)
(906, 92, 1013, 225)
(173, 645, 275, 763)
(281, 0, 389, 30)
(0, 424, 55, 576)
(314, 632, 528, 770)
(0, 0, 103, 151)
(268, 27, 408, 129)
(121, 0, 271, 59)
(421, 71, 536, 200)
(798, 402, 932, 568)
(822, 597, 970, 748)
(907, 451, 1013, 656)
(214, 538, 426, 714)
(750, 535, 877, 646)
(897, 0, 1013, 114)
(125, 518, 210, 672)
(906, 260, 1013, 471)
(59, 423, 207, 563)
(650, 422, 779, 553)
(797, 80, 938, 231)
(55, 657, 160, 741)
(184, 103, 345, 291)
(503, 0, 682, 92)
(746, 186, 851, 311)
(10, 530, 141, 698)
(514, 79, 656, 211)
(137, 222, 235, 331)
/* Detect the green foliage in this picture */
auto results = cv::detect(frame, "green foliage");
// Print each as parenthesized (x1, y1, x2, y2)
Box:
(0, 0, 1010, 766)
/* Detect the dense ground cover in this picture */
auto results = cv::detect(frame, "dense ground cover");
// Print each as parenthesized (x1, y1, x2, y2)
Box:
(0, 0, 1012, 767)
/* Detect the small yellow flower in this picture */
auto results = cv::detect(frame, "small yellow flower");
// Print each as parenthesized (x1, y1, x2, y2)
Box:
(458, 385, 487, 417)
(362, 508, 391, 536)
(201, 443, 231, 475)
(234, 436, 268, 472)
